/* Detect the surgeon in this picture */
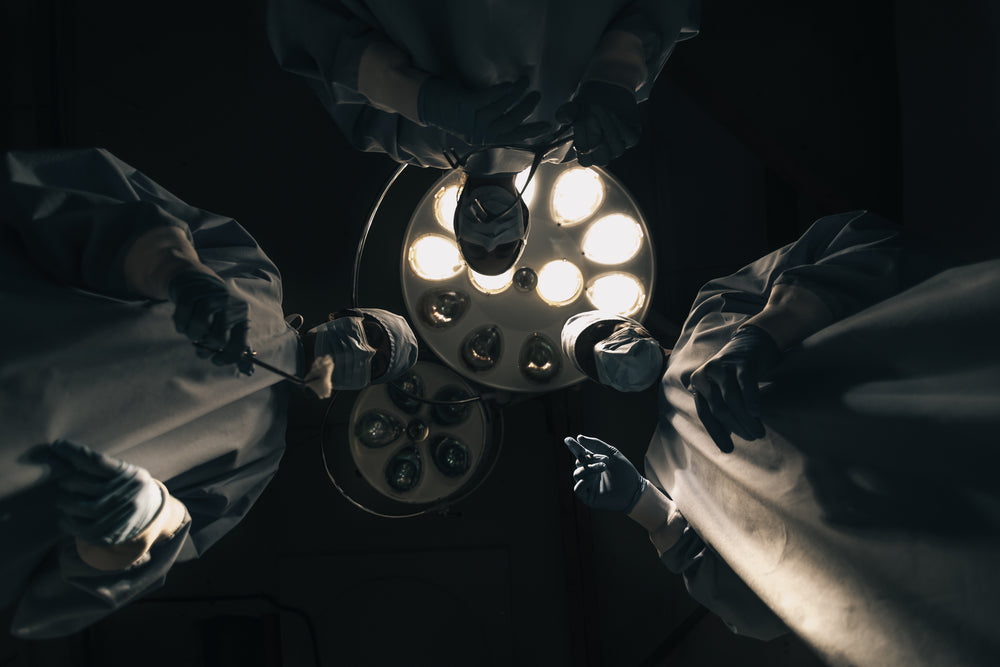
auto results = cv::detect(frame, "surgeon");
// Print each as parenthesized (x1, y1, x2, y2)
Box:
(560, 212, 1000, 666)
(267, 0, 699, 274)
(0, 148, 419, 638)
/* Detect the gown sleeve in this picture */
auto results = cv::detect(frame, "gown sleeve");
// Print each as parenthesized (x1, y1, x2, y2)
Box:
(266, 0, 380, 96)
(267, 0, 458, 168)
(0, 148, 195, 299)
(768, 211, 910, 321)
(603, 0, 701, 100)
(696, 211, 926, 326)
(9, 519, 192, 639)
(660, 524, 789, 640)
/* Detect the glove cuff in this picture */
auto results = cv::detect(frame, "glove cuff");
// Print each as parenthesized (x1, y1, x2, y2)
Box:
(123, 225, 209, 300)
(75, 481, 189, 572)
(626, 481, 686, 555)
(731, 324, 782, 369)
(584, 30, 647, 93)
(358, 41, 428, 124)
(623, 475, 647, 514)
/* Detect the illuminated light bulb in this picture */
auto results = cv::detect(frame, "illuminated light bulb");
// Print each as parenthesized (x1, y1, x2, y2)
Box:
(355, 410, 404, 448)
(408, 234, 465, 281)
(519, 333, 561, 382)
(385, 446, 422, 492)
(434, 184, 460, 232)
(551, 168, 605, 225)
(388, 372, 424, 413)
(461, 325, 502, 371)
(586, 273, 645, 317)
(514, 168, 537, 208)
(431, 435, 471, 477)
(582, 214, 644, 265)
(431, 385, 473, 425)
(418, 289, 470, 328)
(536, 260, 583, 306)
(469, 267, 514, 295)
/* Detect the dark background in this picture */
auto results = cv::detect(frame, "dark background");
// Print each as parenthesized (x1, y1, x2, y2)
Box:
(1, 0, 997, 665)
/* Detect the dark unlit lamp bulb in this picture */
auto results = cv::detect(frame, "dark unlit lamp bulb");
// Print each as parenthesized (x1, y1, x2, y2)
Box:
(386, 446, 422, 492)
(432, 435, 471, 477)
(431, 385, 473, 425)
(519, 333, 561, 382)
(355, 411, 404, 448)
(388, 371, 425, 413)
(461, 325, 502, 371)
(419, 289, 470, 328)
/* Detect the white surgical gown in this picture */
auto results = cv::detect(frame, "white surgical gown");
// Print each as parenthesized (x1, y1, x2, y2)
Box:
(268, 0, 700, 171)
(0, 149, 302, 638)
(648, 211, 1000, 665)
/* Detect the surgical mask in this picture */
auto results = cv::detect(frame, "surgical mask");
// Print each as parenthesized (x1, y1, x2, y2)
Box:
(456, 185, 524, 251)
(593, 327, 663, 392)
(311, 316, 376, 390)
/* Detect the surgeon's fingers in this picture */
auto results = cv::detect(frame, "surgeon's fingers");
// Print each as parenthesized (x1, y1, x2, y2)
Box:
(573, 478, 594, 502)
(736, 365, 762, 419)
(555, 101, 579, 125)
(575, 435, 616, 457)
(715, 370, 762, 441)
(574, 113, 602, 156)
(48, 441, 125, 478)
(187, 294, 227, 344)
(573, 459, 609, 479)
(56, 472, 120, 497)
(482, 77, 529, 114)
(496, 121, 553, 145)
(489, 90, 541, 134)
(212, 319, 250, 368)
(692, 391, 735, 453)
(599, 119, 628, 164)
(564, 436, 592, 460)
(734, 366, 765, 439)
(171, 289, 197, 336)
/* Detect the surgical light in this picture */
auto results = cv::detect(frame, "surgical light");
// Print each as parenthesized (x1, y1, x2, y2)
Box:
(551, 168, 604, 225)
(536, 259, 583, 306)
(394, 162, 655, 392)
(583, 214, 644, 265)
(434, 185, 460, 232)
(586, 273, 645, 317)
(469, 267, 514, 295)
(514, 168, 537, 208)
(408, 234, 464, 281)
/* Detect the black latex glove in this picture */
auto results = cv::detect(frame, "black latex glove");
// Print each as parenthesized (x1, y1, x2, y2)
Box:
(556, 81, 641, 167)
(564, 435, 646, 513)
(688, 325, 781, 452)
(41, 440, 164, 545)
(168, 269, 253, 375)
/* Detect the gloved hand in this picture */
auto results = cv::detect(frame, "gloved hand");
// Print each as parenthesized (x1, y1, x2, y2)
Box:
(42, 440, 164, 546)
(168, 268, 253, 374)
(556, 81, 641, 167)
(564, 435, 646, 513)
(687, 325, 782, 453)
(418, 76, 552, 146)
